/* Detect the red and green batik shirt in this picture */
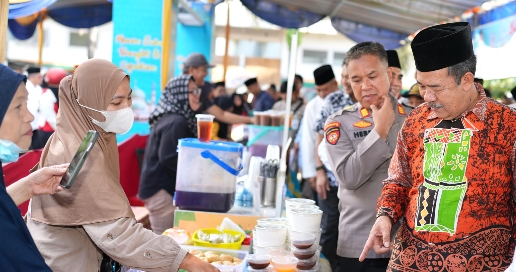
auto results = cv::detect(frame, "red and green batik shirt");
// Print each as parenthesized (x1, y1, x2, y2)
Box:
(377, 84, 516, 271)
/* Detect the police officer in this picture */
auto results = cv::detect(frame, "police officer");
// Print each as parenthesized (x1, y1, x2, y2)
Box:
(323, 42, 412, 272)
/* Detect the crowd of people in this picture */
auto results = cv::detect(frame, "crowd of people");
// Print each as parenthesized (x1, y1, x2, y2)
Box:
(2, 20, 516, 272)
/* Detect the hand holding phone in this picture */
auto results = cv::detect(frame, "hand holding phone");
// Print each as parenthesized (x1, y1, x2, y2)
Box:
(60, 130, 99, 189)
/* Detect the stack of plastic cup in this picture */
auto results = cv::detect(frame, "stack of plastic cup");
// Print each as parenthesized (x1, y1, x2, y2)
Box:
(289, 231, 320, 271)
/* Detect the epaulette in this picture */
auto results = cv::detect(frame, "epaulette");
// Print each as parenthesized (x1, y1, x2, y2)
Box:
(343, 104, 357, 112)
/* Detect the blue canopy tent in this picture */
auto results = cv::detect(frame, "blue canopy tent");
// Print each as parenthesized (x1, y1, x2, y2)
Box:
(239, 0, 490, 49)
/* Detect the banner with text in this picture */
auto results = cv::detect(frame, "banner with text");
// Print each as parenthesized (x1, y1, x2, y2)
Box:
(112, 0, 163, 142)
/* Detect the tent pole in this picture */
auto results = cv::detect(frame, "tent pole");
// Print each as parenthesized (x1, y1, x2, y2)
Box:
(222, 0, 230, 82)
(162, 0, 172, 89)
(275, 30, 298, 218)
(37, 11, 45, 67)
(0, 0, 8, 63)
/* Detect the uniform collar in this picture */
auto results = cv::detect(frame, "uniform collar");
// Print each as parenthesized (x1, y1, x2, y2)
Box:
(427, 83, 487, 121)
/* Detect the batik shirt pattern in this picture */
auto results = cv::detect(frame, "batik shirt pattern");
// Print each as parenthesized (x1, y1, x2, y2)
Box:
(377, 84, 516, 271)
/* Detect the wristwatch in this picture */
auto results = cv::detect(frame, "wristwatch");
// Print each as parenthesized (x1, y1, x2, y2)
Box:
(316, 165, 326, 172)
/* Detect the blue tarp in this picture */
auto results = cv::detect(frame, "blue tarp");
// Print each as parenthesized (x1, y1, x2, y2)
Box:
(47, 3, 112, 29)
(331, 18, 407, 50)
(8, 18, 39, 40)
(240, 0, 324, 29)
(476, 1, 516, 26)
(8, 0, 56, 19)
(240, 0, 406, 48)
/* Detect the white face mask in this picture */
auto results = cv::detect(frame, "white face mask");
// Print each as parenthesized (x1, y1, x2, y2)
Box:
(77, 100, 134, 135)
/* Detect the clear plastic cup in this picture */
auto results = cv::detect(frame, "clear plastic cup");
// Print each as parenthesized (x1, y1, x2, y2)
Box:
(195, 114, 214, 142)
(271, 255, 298, 272)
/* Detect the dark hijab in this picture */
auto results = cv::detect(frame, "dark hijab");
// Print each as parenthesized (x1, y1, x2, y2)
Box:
(231, 93, 248, 116)
(149, 75, 197, 136)
(0, 64, 51, 270)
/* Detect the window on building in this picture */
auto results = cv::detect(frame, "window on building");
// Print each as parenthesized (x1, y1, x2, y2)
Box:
(333, 52, 346, 66)
(69, 31, 89, 47)
(303, 50, 327, 64)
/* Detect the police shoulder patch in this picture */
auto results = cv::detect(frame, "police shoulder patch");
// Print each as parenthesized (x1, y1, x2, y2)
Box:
(324, 122, 340, 132)
(398, 104, 406, 116)
(326, 127, 340, 145)
(324, 121, 341, 145)
(353, 120, 372, 128)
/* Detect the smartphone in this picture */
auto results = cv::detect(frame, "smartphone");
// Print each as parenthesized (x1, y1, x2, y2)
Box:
(59, 130, 99, 189)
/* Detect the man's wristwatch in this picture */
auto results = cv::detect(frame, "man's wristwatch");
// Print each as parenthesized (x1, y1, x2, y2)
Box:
(316, 165, 326, 172)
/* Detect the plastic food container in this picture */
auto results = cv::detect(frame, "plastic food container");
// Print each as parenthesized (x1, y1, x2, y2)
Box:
(192, 229, 245, 250)
(253, 245, 287, 255)
(175, 139, 243, 212)
(248, 266, 274, 272)
(289, 232, 316, 249)
(285, 198, 316, 208)
(247, 254, 272, 270)
(296, 254, 319, 270)
(257, 218, 289, 226)
(289, 229, 321, 250)
(286, 205, 319, 222)
(181, 245, 248, 272)
(295, 263, 320, 271)
(287, 209, 323, 232)
(291, 246, 317, 260)
(271, 255, 299, 272)
(254, 225, 288, 247)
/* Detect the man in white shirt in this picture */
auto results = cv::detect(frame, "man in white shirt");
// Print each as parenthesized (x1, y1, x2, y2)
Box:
(300, 94, 323, 196)
(25, 67, 43, 149)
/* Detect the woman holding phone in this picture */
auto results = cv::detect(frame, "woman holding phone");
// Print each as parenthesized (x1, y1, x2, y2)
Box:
(0, 63, 69, 271)
(26, 59, 218, 272)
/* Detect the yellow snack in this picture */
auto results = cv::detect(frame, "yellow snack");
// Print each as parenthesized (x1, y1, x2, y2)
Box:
(222, 261, 233, 265)
(233, 257, 242, 263)
(219, 254, 233, 262)
(199, 257, 208, 262)
(211, 261, 222, 265)
(205, 251, 218, 255)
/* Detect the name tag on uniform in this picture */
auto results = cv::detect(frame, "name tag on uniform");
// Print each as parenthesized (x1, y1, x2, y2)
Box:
(352, 130, 372, 139)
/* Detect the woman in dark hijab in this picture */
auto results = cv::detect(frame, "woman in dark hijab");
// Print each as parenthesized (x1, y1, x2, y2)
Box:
(138, 74, 201, 235)
(0, 64, 68, 270)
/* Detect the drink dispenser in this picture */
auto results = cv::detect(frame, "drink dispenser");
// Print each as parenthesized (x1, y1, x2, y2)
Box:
(175, 138, 243, 212)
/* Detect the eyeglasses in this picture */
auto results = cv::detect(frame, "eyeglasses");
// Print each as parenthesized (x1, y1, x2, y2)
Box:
(188, 88, 202, 96)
